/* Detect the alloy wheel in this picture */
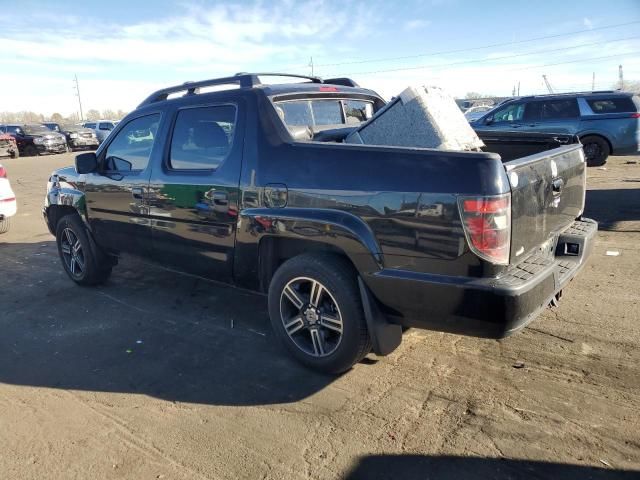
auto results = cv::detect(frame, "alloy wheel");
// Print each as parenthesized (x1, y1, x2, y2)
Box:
(279, 276, 344, 357)
(60, 228, 85, 277)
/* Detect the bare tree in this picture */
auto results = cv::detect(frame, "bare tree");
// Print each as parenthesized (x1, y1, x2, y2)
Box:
(50, 113, 65, 123)
(85, 109, 101, 121)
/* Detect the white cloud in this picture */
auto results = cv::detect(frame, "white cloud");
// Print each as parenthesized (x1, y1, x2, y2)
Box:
(404, 19, 431, 31)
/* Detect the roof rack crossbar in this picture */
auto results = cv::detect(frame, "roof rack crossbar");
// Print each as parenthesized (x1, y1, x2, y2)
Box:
(139, 72, 327, 107)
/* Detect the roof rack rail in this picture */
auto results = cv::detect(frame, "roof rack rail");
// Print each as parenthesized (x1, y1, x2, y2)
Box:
(323, 77, 360, 87)
(138, 72, 325, 107)
(517, 90, 618, 100)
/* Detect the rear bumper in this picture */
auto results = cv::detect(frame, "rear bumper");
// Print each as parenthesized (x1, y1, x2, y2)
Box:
(70, 138, 99, 148)
(365, 218, 597, 338)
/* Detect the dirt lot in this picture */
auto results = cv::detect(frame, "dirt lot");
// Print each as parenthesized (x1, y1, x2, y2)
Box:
(0, 152, 639, 479)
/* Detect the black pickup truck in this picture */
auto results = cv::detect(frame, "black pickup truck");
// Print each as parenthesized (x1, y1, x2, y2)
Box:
(43, 73, 596, 373)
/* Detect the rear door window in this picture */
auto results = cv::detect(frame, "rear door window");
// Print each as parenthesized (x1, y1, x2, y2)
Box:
(587, 97, 637, 113)
(537, 99, 579, 120)
(169, 105, 236, 170)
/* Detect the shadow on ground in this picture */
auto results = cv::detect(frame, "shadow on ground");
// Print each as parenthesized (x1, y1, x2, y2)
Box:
(345, 454, 639, 480)
(585, 188, 640, 231)
(0, 241, 336, 406)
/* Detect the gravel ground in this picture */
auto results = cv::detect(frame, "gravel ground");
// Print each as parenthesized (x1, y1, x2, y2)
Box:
(0, 152, 638, 479)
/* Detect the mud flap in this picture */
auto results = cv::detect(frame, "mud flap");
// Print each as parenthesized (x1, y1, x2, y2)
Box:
(358, 277, 402, 356)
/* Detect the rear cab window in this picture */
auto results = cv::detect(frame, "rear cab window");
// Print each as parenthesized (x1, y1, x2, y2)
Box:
(274, 98, 375, 130)
(587, 97, 638, 114)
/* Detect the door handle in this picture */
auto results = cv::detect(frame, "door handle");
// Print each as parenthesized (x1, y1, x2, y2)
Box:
(131, 187, 144, 199)
(509, 124, 521, 128)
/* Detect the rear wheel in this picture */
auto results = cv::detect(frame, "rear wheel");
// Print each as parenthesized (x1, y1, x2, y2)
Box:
(55, 214, 112, 285)
(10, 149, 19, 159)
(268, 254, 371, 374)
(0, 217, 10, 234)
(581, 135, 610, 167)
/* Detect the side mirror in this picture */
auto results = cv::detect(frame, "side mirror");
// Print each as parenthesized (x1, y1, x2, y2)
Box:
(76, 152, 98, 174)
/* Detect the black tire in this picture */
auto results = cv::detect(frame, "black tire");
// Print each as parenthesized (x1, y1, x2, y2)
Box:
(0, 217, 10, 234)
(10, 149, 19, 159)
(55, 214, 112, 286)
(581, 135, 610, 167)
(268, 253, 372, 374)
(24, 145, 38, 157)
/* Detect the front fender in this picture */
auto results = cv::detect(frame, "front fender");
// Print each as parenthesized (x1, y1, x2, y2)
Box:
(44, 171, 88, 234)
(234, 207, 383, 290)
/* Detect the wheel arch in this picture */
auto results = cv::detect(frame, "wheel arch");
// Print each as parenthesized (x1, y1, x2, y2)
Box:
(234, 208, 383, 293)
(579, 132, 614, 154)
(44, 180, 90, 234)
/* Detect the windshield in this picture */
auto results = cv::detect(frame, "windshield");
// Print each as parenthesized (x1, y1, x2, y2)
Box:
(275, 98, 374, 128)
(24, 125, 52, 135)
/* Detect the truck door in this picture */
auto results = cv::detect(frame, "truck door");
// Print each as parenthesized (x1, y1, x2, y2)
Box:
(84, 113, 162, 257)
(147, 103, 243, 283)
(522, 99, 580, 134)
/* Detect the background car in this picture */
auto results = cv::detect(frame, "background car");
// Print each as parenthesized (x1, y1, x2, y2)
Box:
(82, 120, 116, 144)
(43, 122, 99, 151)
(470, 91, 640, 166)
(464, 104, 494, 122)
(0, 133, 19, 158)
(0, 124, 67, 156)
(0, 164, 16, 233)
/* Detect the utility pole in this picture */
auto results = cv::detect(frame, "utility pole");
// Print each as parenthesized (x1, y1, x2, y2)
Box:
(618, 64, 624, 90)
(591, 72, 595, 91)
(542, 74, 554, 94)
(73, 74, 84, 121)
(517, 81, 520, 96)
(309, 56, 314, 77)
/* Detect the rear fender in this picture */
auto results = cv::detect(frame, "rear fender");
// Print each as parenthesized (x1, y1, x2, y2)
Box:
(234, 207, 383, 291)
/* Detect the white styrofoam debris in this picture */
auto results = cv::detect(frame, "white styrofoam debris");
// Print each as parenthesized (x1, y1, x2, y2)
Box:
(346, 85, 484, 151)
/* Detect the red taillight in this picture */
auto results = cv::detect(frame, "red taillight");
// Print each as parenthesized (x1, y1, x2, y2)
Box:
(319, 86, 338, 92)
(630, 113, 640, 118)
(459, 194, 511, 265)
(0, 166, 6, 178)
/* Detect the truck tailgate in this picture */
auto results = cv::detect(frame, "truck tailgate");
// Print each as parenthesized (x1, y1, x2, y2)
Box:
(505, 144, 586, 262)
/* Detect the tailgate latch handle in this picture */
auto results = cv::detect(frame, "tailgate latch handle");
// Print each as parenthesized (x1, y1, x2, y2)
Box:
(552, 178, 564, 195)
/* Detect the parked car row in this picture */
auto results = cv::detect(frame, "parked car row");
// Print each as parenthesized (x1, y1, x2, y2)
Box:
(0, 122, 102, 156)
(468, 90, 640, 166)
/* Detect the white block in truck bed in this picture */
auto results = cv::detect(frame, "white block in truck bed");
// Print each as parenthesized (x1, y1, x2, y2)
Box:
(346, 85, 484, 151)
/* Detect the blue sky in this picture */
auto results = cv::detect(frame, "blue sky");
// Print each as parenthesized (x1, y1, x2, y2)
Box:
(0, 0, 638, 116)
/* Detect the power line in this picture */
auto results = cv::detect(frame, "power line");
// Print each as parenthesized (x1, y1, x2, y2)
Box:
(327, 36, 640, 77)
(312, 20, 640, 69)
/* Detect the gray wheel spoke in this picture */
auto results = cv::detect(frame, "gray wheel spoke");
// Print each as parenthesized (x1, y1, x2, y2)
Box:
(309, 280, 324, 307)
(320, 313, 343, 333)
(283, 285, 304, 310)
(284, 315, 305, 335)
(74, 254, 84, 272)
(310, 329, 325, 356)
(73, 240, 82, 254)
(69, 256, 76, 274)
(64, 228, 74, 246)
(61, 244, 71, 255)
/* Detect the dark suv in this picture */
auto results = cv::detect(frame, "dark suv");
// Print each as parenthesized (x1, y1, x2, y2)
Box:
(43, 122, 99, 151)
(0, 124, 67, 156)
(470, 91, 640, 166)
(43, 73, 595, 373)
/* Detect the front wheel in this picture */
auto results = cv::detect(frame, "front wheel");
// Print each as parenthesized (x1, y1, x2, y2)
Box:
(268, 254, 372, 374)
(581, 135, 610, 167)
(24, 145, 38, 157)
(55, 214, 112, 285)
